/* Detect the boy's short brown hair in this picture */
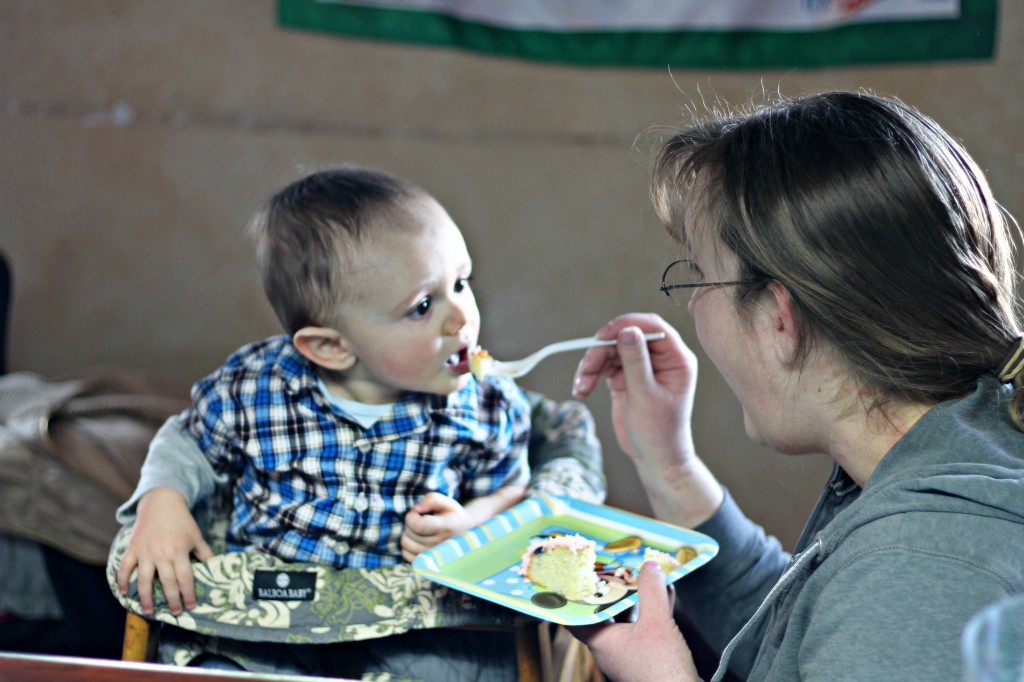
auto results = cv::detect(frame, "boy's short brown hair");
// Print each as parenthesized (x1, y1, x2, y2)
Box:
(247, 165, 422, 334)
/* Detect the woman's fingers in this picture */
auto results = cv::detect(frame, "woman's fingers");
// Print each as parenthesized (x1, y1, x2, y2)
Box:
(566, 563, 699, 682)
(573, 314, 675, 398)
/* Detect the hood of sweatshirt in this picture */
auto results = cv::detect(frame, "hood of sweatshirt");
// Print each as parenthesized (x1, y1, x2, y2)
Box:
(710, 376, 1024, 682)
(820, 375, 1024, 557)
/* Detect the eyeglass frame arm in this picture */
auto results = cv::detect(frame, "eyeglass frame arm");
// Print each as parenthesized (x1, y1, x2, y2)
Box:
(659, 259, 744, 297)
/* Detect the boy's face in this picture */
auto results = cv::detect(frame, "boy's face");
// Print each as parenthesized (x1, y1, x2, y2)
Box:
(331, 195, 481, 404)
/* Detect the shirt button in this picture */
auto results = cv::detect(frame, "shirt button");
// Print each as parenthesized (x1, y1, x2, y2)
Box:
(353, 495, 370, 512)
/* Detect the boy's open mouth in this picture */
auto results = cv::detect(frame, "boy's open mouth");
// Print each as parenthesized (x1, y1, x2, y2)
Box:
(446, 347, 469, 373)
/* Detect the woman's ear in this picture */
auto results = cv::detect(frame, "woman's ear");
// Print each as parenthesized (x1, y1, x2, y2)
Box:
(766, 281, 801, 365)
(292, 326, 357, 371)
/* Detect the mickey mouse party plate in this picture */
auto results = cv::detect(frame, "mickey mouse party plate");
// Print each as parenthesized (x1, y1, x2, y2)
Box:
(412, 495, 718, 625)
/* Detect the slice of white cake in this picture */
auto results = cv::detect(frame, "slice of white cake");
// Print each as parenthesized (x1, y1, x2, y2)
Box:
(643, 547, 682, 573)
(469, 347, 493, 381)
(519, 534, 598, 602)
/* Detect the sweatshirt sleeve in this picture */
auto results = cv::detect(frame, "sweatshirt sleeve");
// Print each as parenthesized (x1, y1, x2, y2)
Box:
(115, 415, 227, 524)
(677, 488, 791, 671)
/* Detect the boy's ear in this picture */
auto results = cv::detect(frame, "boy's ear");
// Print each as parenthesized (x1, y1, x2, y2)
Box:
(766, 281, 800, 365)
(292, 326, 357, 371)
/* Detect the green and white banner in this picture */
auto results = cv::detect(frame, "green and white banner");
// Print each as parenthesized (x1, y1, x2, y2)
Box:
(277, 0, 997, 69)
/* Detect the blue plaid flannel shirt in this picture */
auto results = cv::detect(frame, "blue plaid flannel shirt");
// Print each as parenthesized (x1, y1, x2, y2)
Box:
(182, 335, 531, 568)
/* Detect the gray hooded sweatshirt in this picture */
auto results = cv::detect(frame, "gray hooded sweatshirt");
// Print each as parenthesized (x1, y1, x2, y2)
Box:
(682, 376, 1024, 681)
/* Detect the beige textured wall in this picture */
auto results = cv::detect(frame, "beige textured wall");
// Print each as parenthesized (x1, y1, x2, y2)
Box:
(2, 2, 1021, 549)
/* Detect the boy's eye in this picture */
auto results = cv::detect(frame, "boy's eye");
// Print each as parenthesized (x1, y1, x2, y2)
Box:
(454, 276, 471, 293)
(409, 297, 432, 318)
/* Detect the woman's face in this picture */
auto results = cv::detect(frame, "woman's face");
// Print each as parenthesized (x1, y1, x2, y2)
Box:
(683, 214, 791, 450)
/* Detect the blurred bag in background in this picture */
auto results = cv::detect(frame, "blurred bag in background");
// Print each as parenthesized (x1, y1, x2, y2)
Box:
(0, 367, 188, 657)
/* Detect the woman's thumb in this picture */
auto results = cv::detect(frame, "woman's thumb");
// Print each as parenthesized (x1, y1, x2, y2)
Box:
(617, 326, 655, 388)
(637, 560, 669, 610)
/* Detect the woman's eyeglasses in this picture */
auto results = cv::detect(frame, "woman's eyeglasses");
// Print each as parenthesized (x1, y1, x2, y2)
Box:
(659, 259, 743, 305)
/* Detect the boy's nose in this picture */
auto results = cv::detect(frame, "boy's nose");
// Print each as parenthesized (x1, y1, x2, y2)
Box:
(442, 303, 469, 336)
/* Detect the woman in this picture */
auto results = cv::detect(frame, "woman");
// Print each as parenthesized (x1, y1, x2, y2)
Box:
(570, 91, 1024, 681)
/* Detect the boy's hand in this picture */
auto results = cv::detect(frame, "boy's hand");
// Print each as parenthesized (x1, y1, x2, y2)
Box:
(400, 492, 469, 561)
(116, 487, 214, 616)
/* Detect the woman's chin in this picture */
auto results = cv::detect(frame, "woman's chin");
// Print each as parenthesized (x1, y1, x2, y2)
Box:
(742, 415, 763, 445)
